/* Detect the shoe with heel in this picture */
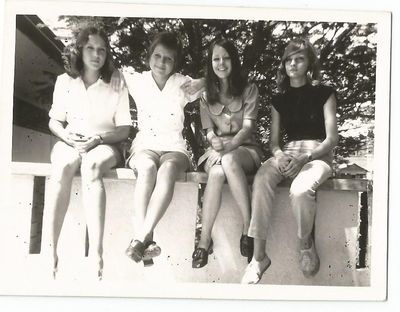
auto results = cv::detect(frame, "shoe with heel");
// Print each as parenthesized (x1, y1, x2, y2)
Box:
(192, 239, 213, 268)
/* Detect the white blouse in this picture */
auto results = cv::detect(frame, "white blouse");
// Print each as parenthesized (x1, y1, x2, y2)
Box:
(49, 73, 132, 137)
(124, 70, 199, 156)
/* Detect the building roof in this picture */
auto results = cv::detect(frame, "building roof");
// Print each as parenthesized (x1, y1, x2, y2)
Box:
(337, 163, 368, 174)
(16, 15, 65, 67)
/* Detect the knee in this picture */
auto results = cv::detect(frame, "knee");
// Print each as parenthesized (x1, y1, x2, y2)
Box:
(253, 160, 277, 187)
(157, 161, 179, 179)
(80, 158, 105, 182)
(134, 158, 157, 177)
(51, 158, 80, 181)
(289, 182, 316, 201)
(207, 165, 226, 184)
(220, 152, 240, 170)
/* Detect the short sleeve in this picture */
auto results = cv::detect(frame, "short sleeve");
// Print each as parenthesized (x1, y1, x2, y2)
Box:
(114, 87, 133, 127)
(271, 95, 280, 112)
(243, 83, 259, 120)
(199, 95, 215, 130)
(319, 85, 336, 106)
(48, 74, 69, 122)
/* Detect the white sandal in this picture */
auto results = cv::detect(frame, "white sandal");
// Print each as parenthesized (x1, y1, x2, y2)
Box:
(241, 255, 271, 284)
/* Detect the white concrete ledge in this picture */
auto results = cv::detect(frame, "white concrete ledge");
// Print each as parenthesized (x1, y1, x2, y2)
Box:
(11, 161, 370, 191)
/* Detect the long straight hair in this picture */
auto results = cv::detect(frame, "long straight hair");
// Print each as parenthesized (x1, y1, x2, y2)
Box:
(64, 26, 114, 83)
(277, 38, 321, 93)
(205, 38, 247, 104)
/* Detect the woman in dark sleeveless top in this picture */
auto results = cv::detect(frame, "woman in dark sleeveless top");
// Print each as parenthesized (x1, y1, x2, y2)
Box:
(241, 38, 338, 284)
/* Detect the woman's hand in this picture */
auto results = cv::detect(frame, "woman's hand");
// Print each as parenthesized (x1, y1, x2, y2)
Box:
(206, 150, 223, 168)
(180, 78, 205, 96)
(281, 154, 308, 178)
(64, 133, 100, 154)
(110, 69, 126, 91)
(210, 136, 224, 151)
(275, 153, 293, 174)
(74, 136, 101, 154)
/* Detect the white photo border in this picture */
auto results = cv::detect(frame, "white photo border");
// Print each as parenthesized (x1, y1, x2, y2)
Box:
(0, 0, 391, 301)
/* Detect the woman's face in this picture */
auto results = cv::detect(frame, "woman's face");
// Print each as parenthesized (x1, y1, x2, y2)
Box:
(82, 34, 107, 73)
(212, 45, 232, 80)
(149, 44, 176, 80)
(285, 50, 310, 80)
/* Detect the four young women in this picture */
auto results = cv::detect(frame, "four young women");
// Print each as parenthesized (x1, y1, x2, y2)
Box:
(48, 26, 338, 282)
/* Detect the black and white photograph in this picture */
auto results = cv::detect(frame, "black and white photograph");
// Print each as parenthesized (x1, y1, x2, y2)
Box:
(0, 0, 393, 307)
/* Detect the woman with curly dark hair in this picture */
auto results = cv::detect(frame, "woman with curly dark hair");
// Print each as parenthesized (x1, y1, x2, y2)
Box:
(46, 26, 132, 280)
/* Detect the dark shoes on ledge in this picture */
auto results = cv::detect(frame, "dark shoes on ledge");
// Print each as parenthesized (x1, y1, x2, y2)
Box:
(192, 235, 253, 269)
(192, 239, 214, 269)
(125, 239, 162, 266)
(240, 234, 254, 261)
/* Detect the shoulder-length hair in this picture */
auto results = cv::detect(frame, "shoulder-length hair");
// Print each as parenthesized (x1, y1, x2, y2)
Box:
(276, 38, 321, 93)
(63, 26, 114, 83)
(147, 31, 183, 73)
(205, 38, 247, 105)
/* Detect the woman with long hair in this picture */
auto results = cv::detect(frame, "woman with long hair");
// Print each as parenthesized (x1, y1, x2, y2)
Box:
(46, 26, 132, 280)
(242, 38, 338, 284)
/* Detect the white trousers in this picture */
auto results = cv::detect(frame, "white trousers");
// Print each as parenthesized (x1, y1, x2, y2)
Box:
(248, 140, 332, 240)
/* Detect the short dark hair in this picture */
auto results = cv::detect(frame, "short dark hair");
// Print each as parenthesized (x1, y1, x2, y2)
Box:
(205, 38, 247, 104)
(277, 38, 321, 93)
(63, 26, 114, 83)
(147, 32, 183, 73)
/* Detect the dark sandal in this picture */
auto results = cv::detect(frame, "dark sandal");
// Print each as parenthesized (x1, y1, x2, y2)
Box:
(240, 234, 254, 258)
(192, 240, 213, 268)
(125, 239, 145, 263)
(143, 241, 162, 261)
(142, 241, 161, 267)
(192, 248, 209, 268)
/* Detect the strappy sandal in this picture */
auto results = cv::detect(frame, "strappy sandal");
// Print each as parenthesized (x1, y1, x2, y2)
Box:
(125, 239, 145, 263)
(241, 255, 271, 284)
(142, 241, 162, 267)
(299, 239, 320, 277)
(192, 240, 213, 269)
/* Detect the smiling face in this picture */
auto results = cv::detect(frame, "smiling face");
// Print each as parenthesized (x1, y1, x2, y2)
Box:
(149, 44, 176, 81)
(82, 34, 107, 73)
(211, 45, 232, 81)
(284, 50, 310, 80)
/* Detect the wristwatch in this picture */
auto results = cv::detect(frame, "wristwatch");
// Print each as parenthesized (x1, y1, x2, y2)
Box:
(96, 135, 104, 144)
(306, 152, 313, 162)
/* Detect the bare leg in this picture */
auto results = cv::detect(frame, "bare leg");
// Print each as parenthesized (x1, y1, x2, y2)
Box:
(220, 149, 255, 234)
(197, 165, 226, 250)
(128, 153, 158, 239)
(136, 152, 189, 243)
(46, 141, 81, 275)
(81, 144, 119, 278)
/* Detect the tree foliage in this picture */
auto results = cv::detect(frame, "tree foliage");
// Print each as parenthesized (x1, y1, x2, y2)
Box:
(56, 15, 377, 167)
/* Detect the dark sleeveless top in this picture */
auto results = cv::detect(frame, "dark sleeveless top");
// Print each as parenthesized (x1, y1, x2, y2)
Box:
(272, 84, 335, 141)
